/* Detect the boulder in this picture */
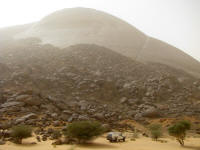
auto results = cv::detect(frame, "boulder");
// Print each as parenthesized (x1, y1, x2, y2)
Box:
(120, 97, 127, 104)
(25, 119, 37, 125)
(36, 136, 41, 142)
(1, 101, 25, 108)
(63, 110, 72, 115)
(127, 111, 136, 117)
(42, 135, 47, 141)
(78, 100, 88, 111)
(94, 112, 104, 120)
(47, 128, 54, 134)
(68, 113, 78, 122)
(78, 115, 89, 121)
(59, 114, 69, 121)
(15, 95, 30, 101)
(15, 113, 37, 124)
(16, 95, 42, 106)
(52, 139, 62, 145)
(53, 121, 60, 127)
(51, 113, 58, 119)
(142, 107, 160, 118)
(134, 113, 143, 121)
(23, 97, 42, 106)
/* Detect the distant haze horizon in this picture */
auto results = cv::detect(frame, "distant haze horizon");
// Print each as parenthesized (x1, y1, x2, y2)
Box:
(0, 0, 199, 61)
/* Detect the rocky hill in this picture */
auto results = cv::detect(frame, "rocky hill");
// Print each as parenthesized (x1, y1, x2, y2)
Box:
(0, 39, 200, 129)
(1, 8, 200, 77)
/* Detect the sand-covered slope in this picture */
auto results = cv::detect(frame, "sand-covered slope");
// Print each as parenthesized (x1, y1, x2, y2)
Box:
(1, 137, 200, 150)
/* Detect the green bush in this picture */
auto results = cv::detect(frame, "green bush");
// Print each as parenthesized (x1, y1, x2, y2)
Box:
(11, 125, 32, 144)
(168, 120, 191, 146)
(63, 121, 104, 144)
(149, 124, 162, 141)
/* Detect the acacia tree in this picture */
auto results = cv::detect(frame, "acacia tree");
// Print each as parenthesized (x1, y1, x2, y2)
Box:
(11, 125, 32, 144)
(63, 121, 104, 144)
(149, 124, 162, 141)
(168, 120, 191, 146)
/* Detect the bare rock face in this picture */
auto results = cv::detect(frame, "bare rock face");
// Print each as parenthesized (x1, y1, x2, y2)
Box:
(5, 7, 199, 77)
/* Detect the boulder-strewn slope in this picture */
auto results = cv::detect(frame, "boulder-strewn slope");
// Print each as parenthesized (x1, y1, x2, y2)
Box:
(1, 8, 199, 77)
(0, 40, 200, 128)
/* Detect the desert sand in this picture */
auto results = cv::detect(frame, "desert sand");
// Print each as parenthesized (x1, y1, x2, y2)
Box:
(1, 136, 200, 150)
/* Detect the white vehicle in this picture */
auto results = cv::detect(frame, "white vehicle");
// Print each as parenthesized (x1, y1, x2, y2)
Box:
(106, 132, 126, 142)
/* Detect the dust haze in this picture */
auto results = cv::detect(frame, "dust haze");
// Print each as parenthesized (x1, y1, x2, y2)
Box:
(0, 1, 200, 150)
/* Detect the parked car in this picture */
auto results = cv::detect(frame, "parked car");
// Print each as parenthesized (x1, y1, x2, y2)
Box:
(106, 132, 126, 142)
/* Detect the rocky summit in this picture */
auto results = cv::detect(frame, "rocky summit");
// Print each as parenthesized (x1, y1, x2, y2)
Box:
(0, 39, 200, 129)
(1, 8, 200, 77)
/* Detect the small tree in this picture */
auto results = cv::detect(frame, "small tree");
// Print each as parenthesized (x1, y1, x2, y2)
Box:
(149, 124, 162, 141)
(63, 121, 104, 144)
(168, 120, 191, 146)
(11, 125, 32, 144)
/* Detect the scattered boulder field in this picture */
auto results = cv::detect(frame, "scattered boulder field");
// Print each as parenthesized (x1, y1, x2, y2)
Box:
(0, 39, 200, 131)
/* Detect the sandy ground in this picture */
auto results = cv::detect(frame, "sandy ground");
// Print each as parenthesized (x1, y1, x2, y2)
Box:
(1, 137, 200, 150)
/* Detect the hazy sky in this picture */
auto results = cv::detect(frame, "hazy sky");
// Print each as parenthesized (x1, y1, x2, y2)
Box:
(0, 0, 199, 61)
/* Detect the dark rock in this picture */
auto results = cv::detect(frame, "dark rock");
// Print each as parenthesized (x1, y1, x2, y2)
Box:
(30, 142, 37, 145)
(36, 136, 41, 142)
(51, 130, 61, 140)
(47, 128, 54, 134)
(52, 139, 62, 145)
(142, 133, 149, 137)
(59, 114, 69, 121)
(61, 126, 68, 132)
(53, 121, 60, 127)
(42, 135, 47, 141)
